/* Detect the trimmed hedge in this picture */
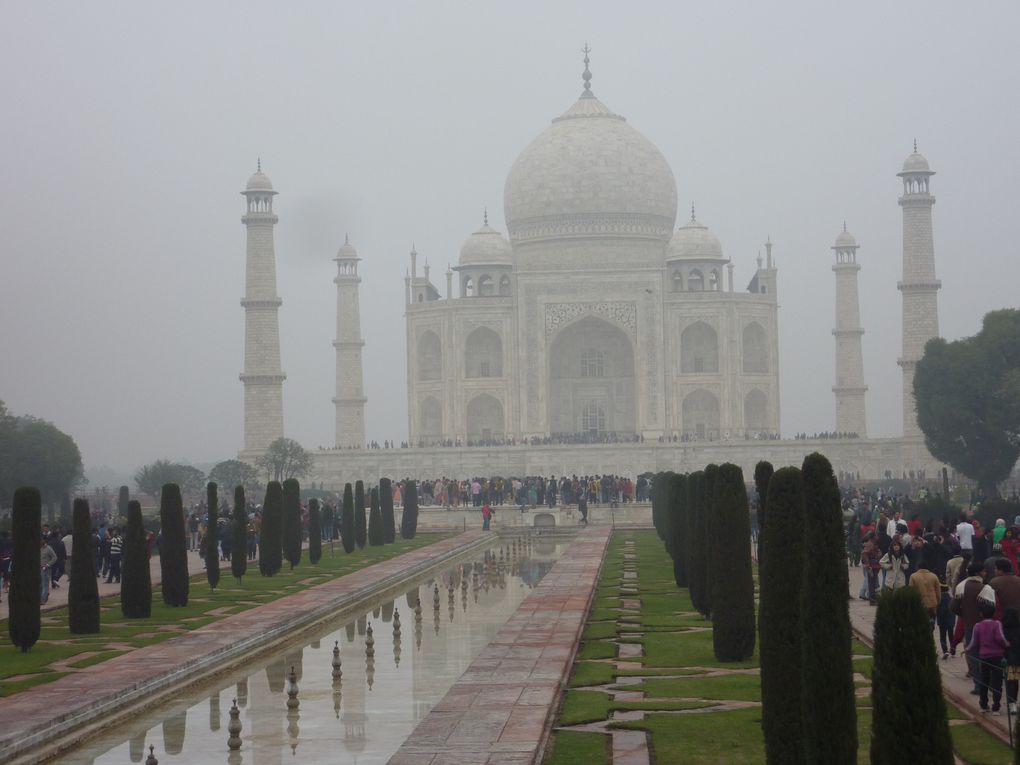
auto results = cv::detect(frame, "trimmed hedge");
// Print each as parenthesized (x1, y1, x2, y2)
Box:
(308, 498, 322, 564)
(9, 487, 42, 651)
(368, 486, 383, 546)
(121, 500, 151, 618)
(205, 482, 220, 590)
(341, 483, 356, 554)
(380, 477, 395, 543)
(282, 478, 302, 570)
(710, 463, 756, 661)
(159, 483, 189, 607)
(259, 482, 283, 576)
(354, 480, 367, 549)
(231, 486, 247, 582)
(401, 481, 419, 539)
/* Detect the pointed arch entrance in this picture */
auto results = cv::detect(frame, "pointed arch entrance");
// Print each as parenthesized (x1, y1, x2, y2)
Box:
(548, 316, 635, 436)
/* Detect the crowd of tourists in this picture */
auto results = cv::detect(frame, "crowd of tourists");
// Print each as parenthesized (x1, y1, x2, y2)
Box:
(849, 502, 1020, 715)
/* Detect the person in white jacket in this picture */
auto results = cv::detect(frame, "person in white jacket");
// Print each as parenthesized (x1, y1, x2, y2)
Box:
(880, 540, 910, 590)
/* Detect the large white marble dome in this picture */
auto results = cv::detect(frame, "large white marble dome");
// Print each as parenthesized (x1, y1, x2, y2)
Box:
(503, 89, 677, 244)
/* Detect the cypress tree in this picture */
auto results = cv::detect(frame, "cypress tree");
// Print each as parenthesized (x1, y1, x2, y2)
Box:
(282, 478, 302, 569)
(9, 487, 42, 652)
(710, 463, 756, 661)
(159, 483, 189, 607)
(753, 460, 774, 562)
(121, 500, 151, 618)
(380, 477, 396, 543)
(401, 480, 419, 539)
(669, 473, 689, 587)
(758, 467, 805, 765)
(118, 484, 130, 520)
(701, 463, 719, 618)
(651, 471, 668, 541)
(341, 483, 356, 553)
(687, 471, 709, 617)
(69, 498, 101, 632)
(354, 480, 367, 549)
(870, 587, 953, 764)
(205, 482, 220, 590)
(259, 482, 283, 575)
(368, 487, 384, 546)
(308, 498, 322, 564)
(231, 486, 248, 583)
(800, 452, 856, 764)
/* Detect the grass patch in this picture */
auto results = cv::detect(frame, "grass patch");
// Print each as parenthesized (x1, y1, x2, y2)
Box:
(560, 690, 612, 725)
(613, 707, 765, 764)
(629, 673, 761, 702)
(949, 723, 1013, 765)
(642, 629, 758, 669)
(0, 671, 71, 697)
(545, 730, 610, 765)
(68, 650, 127, 669)
(577, 641, 617, 661)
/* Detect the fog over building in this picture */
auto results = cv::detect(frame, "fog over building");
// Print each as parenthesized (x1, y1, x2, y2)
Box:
(242, 56, 944, 483)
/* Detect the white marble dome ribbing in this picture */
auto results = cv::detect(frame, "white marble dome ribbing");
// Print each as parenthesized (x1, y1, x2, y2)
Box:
(458, 222, 513, 267)
(245, 170, 275, 192)
(901, 150, 931, 174)
(834, 228, 858, 248)
(503, 93, 677, 244)
(666, 217, 724, 260)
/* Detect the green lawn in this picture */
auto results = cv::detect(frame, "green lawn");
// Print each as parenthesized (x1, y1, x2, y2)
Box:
(0, 534, 449, 697)
(546, 529, 1014, 765)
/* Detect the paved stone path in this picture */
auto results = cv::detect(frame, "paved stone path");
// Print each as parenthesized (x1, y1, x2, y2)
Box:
(0, 531, 484, 765)
(388, 526, 612, 765)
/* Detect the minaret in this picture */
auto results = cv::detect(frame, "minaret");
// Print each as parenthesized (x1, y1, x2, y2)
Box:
(831, 224, 868, 436)
(897, 142, 941, 438)
(239, 161, 286, 456)
(333, 235, 367, 449)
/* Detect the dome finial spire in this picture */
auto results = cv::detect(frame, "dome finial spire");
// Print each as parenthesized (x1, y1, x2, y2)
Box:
(345, 232, 350, 245)
(483, 206, 488, 225)
(913, 138, 917, 153)
(690, 202, 696, 222)
(843, 220, 847, 232)
(581, 43, 593, 97)
(257, 156, 261, 173)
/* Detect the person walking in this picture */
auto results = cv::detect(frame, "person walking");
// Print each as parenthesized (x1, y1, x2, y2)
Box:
(1002, 608, 1020, 715)
(105, 528, 123, 584)
(481, 503, 492, 531)
(860, 532, 881, 604)
(909, 559, 942, 631)
(953, 561, 998, 695)
(880, 540, 909, 591)
(966, 602, 1010, 715)
(40, 536, 57, 604)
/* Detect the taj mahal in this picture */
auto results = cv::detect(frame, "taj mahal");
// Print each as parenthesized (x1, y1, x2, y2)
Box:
(237, 53, 944, 485)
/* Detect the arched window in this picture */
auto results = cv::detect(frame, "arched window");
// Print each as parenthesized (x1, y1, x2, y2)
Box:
(466, 394, 503, 441)
(680, 322, 719, 374)
(582, 400, 606, 435)
(688, 269, 704, 291)
(672, 271, 683, 291)
(682, 389, 720, 440)
(742, 323, 769, 373)
(465, 326, 503, 378)
(463, 277, 475, 297)
(478, 274, 494, 297)
(580, 349, 605, 378)
(417, 331, 442, 381)
(499, 275, 511, 296)
(744, 389, 768, 433)
(709, 269, 720, 291)
(420, 396, 442, 438)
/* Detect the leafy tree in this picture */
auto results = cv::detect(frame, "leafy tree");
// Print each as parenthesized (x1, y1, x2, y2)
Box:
(753, 460, 773, 562)
(205, 482, 220, 590)
(379, 477, 395, 543)
(758, 467, 805, 765)
(159, 483, 190, 607)
(9, 487, 42, 651)
(915, 309, 1020, 497)
(259, 482, 283, 576)
(686, 471, 709, 618)
(134, 460, 205, 502)
(800, 453, 856, 763)
(710, 463, 756, 661)
(368, 487, 383, 546)
(282, 478, 302, 569)
(121, 500, 151, 618)
(255, 437, 314, 482)
(870, 587, 953, 764)
(0, 409, 84, 508)
(231, 486, 248, 583)
(208, 459, 262, 497)
(308, 498, 322, 564)
(354, 480, 367, 549)
(341, 483, 356, 553)
(401, 480, 419, 539)
(117, 485, 130, 520)
(668, 473, 688, 588)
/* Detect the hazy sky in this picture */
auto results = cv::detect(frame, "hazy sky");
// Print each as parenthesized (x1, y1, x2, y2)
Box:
(2, 1, 1018, 473)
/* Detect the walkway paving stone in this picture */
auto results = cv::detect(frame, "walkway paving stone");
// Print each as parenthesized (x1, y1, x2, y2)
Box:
(0, 531, 485, 764)
(388, 526, 612, 765)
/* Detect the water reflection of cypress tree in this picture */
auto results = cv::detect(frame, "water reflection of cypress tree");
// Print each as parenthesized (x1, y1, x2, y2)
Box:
(381, 600, 394, 622)
(129, 732, 146, 762)
(236, 678, 248, 707)
(162, 709, 186, 755)
(405, 587, 420, 609)
(265, 660, 286, 694)
(209, 693, 221, 731)
(285, 649, 303, 682)
(345, 621, 356, 642)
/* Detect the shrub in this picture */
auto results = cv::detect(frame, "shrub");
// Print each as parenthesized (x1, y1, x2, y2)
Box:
(354, 480, 367, 549)
(669, 473, 688, 587)
(121, 500, 151, 618)
(710, 463, 756, 661)
(341, 483, 356, 554)
(651, 471, 668, 541)
(259, 481, 283, 576)
(159, 483, 189, 607)
(308, 498, 322, 564)
(758, 466, 805, 765)
(117, 485, 130, 520)
(870, 587, 953, 764)
(282, 478, 302, 569)
(9, 487, 42, 651)
(686, 471, 709, 618)
(205, 482, 220, 590)
(401, 481, 419, 539)
(368, 486, 383, 546)
(800, 452, 856, 763)
(753, 460, 774, 562)
(231, 486, 247, 583)
(380, 477, 395, 543)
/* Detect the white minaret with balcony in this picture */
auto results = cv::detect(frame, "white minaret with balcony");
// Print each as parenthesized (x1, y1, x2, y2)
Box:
(831, 224, 868, 436)
(333, 235, 367, 448)
(897, 143, 941, 438)
(239, 162, 286, 456)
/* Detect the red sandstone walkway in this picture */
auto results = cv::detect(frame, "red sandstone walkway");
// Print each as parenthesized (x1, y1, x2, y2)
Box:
(0, 531, 485, 765)
(388, 526, 612, 765)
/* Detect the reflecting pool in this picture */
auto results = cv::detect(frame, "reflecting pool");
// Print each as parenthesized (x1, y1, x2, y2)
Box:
(57, 537, 566, 765)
